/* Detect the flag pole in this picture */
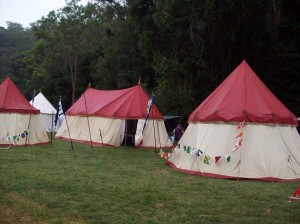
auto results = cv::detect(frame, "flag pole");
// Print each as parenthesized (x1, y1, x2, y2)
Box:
(58, 96, 73, 150)
(25, 90, 36, 146)
(83, 93, 93, 149)
(150, 94, 158, 152)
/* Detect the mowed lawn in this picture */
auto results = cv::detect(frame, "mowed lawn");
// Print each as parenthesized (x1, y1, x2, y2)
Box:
(0, 139, 299, 224)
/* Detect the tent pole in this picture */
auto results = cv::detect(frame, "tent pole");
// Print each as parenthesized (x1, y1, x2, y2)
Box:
(125, 120, 128, 146)
(152, 118, 157, 152)
(25, 90, 36, 146)
(83, 93, 93, 149)
(99, 129, 104, 147)
(64, 114, 74, 150)
(156, 119, 162, 149)
(50, 111, 54, 145)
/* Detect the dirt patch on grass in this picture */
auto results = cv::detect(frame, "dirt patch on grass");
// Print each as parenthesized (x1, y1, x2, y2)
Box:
(0, 204, 41, 224)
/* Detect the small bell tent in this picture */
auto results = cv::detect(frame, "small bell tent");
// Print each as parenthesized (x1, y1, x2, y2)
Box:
(56, 84, 173, 148)
(167, 60, 300, 181)
(29, 92, 64, 132)
(0, 77, 49, 146)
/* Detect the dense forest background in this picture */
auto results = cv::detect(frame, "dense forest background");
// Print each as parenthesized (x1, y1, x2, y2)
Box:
(0, 0, 299, 121)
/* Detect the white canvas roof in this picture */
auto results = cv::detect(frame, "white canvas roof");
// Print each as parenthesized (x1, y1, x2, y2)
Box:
(30, 92, 57, 115)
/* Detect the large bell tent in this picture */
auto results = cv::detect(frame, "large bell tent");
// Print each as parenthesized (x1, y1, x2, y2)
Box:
(167, 60, 300, 182)
(56, 84, 173, 148)
(0, 77, 49, 146)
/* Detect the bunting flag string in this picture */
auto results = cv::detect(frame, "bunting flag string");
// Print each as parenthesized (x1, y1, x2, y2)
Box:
(225, 154, 231, 162)
(159, 148, 171, 160)
(169, 122, 246, 165)
(0, 130, 29, 146)
(215, 156, 222, 164)
(237, 121, 245, 130)
(196, 149, 203, 157)
(204, 155, 211, 165)
(236, 131, 243, 138)
(232, 122, 245, 152)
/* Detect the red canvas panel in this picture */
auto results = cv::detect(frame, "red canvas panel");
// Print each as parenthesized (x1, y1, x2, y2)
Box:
(0, 77, 39, 114)
(189, 60, 297, 125)
(66, 85, 164, 119)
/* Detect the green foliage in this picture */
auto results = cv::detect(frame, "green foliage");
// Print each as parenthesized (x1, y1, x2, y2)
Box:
(0, 23, 35, 84)
(0, 140, 300, 223)
(0, 0, 299, 115)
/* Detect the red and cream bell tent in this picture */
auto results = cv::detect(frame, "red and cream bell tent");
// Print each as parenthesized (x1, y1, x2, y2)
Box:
(56, 84, 173, 148)
(167, 60, 300, 181)
(0, 77, 49, 146)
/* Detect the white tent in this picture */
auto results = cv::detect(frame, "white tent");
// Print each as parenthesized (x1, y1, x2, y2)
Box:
(30, 92, 64, 132)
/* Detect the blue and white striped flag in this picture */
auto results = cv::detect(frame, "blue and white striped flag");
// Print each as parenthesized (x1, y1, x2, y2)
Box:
(142, 94, 155, 134)
(54, 96, 64, 127)
(136, 94, 155, 148)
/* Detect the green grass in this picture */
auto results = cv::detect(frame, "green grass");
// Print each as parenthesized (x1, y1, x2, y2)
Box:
(1, 139, 300, 223)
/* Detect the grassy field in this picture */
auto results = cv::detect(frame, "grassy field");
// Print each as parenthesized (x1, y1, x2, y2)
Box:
(0, 138, 300, 224)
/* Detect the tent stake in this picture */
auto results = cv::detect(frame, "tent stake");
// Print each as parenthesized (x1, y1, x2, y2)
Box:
(99, 128, 103, 147)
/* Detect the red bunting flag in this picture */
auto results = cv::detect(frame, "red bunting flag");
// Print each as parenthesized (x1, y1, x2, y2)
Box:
(236, 131, 243, 138)
(215, 156, 222, 164)
(232, 146, 239, 152)
(289, 188, 300, 202)
(237, 122, 245, 130)
(235, 139, 242, 148)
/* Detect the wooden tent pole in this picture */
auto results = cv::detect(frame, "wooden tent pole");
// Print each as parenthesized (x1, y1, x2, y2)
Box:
(25, 90, 36, 146)
(125, 120, 128, 146)
(83, 93, 93, 149)
(50, 111, 54, 145)
(64, 114, 74, 150)
(156, 119, 162, 149)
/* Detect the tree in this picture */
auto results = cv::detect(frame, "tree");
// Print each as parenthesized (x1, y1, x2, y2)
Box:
(0, 23, 34, 82)
(32, 0, 103, 104)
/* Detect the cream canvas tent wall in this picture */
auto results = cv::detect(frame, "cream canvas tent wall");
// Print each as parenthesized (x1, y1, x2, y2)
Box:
(56, 84, 173, 148)
(29, 92, 64, 132)
(0, 77, 49, 146)
(167, 60, 300, 182)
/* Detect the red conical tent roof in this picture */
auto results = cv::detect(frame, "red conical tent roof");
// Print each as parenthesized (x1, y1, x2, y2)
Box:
(189, 60, 297, 125)
(0, 77, 39, 114)
(66, 85, 164, 119)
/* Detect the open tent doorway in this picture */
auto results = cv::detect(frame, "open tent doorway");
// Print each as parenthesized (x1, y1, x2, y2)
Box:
(122, 119, 138, 146)
(164, 116, 181, 135)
